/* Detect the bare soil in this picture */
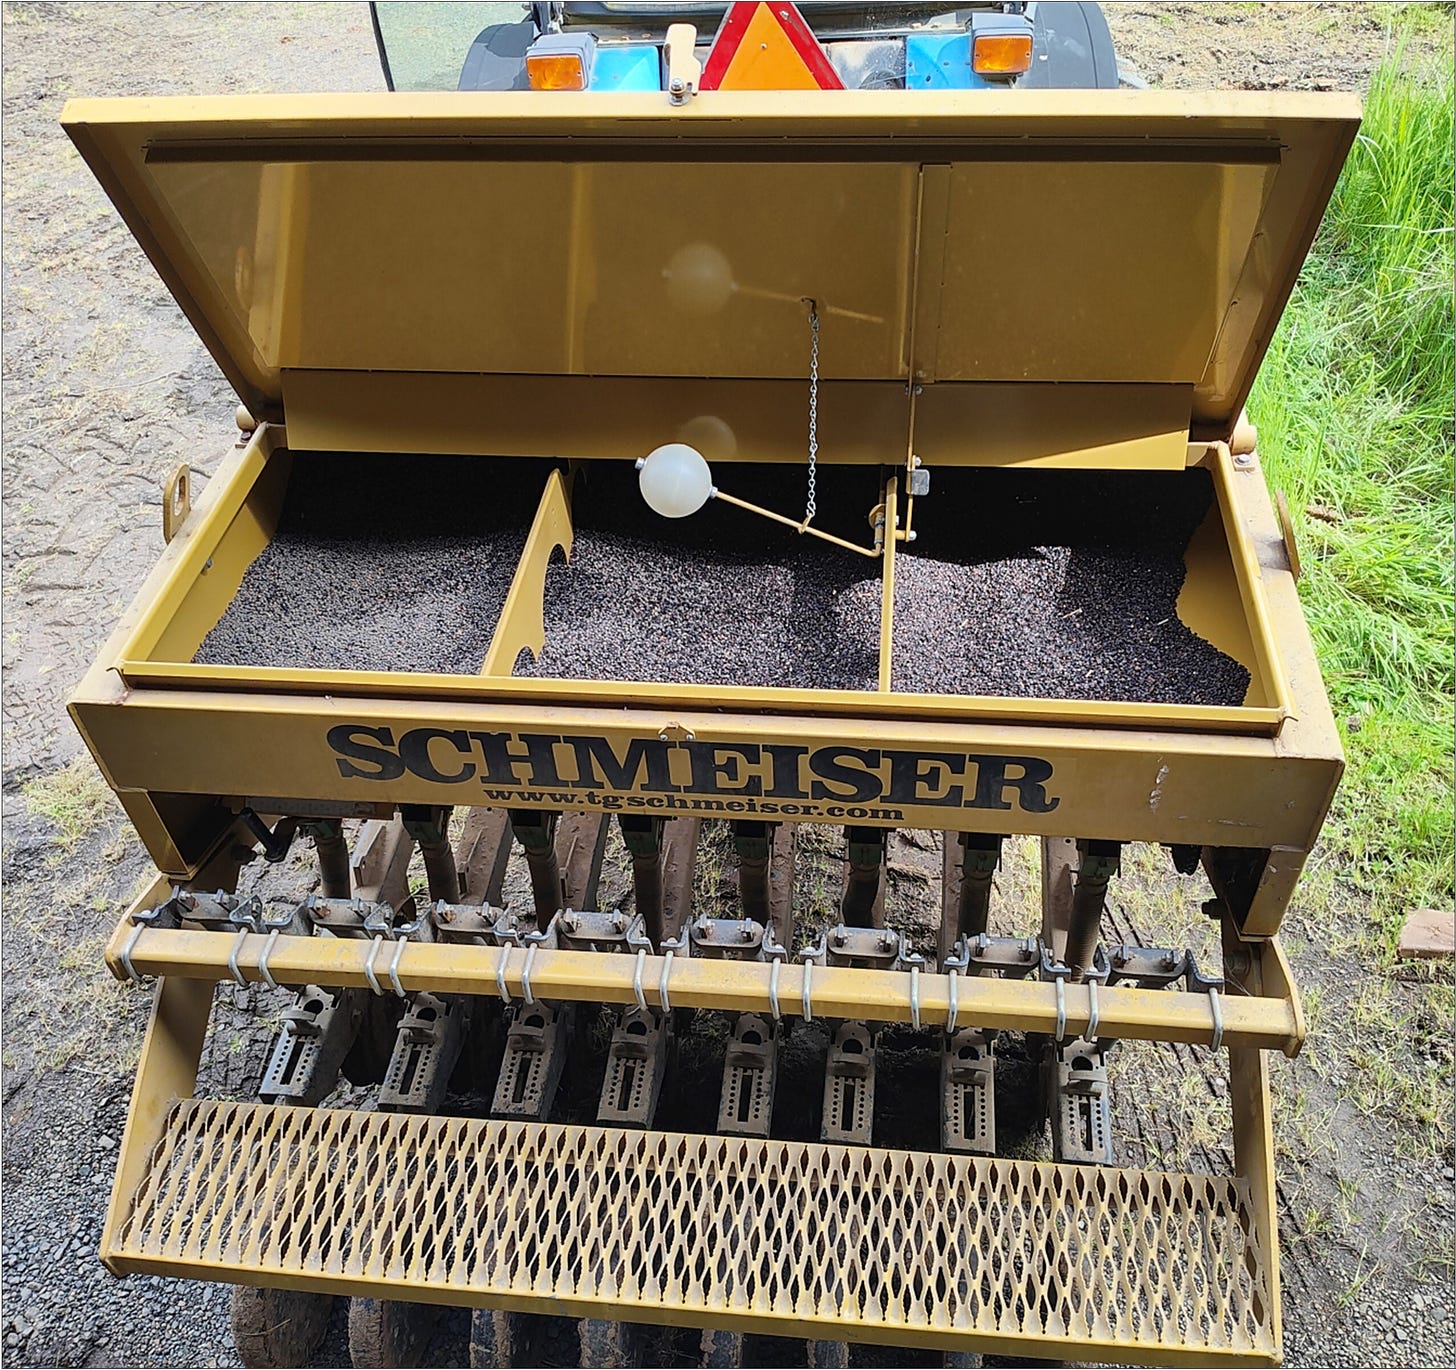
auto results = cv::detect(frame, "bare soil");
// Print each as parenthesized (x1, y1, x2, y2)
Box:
(2, 4, 1452, 1369)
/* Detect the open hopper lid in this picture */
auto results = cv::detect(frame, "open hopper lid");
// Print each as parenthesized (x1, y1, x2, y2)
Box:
(62, 90, 1358, 438)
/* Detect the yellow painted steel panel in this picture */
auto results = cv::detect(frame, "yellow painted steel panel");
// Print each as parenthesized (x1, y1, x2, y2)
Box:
(282, 371, 1196, 469)
(481, 465, 575, 676)
(108, 1100, 1279, 1364)
(929, 158, 1276, 383)
(60, 91, 1359, 431)
(142, 157, 917, 382)
(912, 380, 1194, 469)
(71, 689, 1340, 851)
(101, 926, 1304, 1054)
(95, 434, 1297, 740)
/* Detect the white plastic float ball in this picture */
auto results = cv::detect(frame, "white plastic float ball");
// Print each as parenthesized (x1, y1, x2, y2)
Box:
(664, 242, 734, 316)
(637, 443, 713, 519)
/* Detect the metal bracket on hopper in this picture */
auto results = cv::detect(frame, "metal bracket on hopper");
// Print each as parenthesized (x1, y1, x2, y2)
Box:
(430, 898, 506, 944)
(941, 1026, 996, 1155)
(555, 907, 635, 953)
(718, 1012, 778, 1138)
(362, 901, 431, 943)
(1046, 1036, 1114, 1165)
(260, 984, 366, 1107)
(180, 889, 264, 933)
(1102, 946, 1227, 1051)
(598, 1004, 672, 1129)
(379, 990, 470, 1113)
(965, 932, 1041, 979)
(306, 894, 395, 938)
(816, 923, 906, 971)
(691, 914, 766, 960)
(492, 1000, 572, 1120)
(822, 1020, 876, 1146)
(1106, 943, 1189, 988)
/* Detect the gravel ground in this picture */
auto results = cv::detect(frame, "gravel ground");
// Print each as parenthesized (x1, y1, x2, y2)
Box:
(2, 5, 1453, 1370)
(196, 453, 540, 674)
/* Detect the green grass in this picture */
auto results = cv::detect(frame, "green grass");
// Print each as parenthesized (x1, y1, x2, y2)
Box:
(1250, 36, 1454, 949)
(21, 754, 116, 855)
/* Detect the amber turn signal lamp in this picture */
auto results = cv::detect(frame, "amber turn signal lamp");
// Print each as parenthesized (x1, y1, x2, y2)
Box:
(526, 52, 588, 91)
(972, 32, 1033, 76)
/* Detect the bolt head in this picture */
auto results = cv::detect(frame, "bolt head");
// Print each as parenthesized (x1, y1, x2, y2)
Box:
(437, 906, 454, 922)
(833, 931, 846, 947)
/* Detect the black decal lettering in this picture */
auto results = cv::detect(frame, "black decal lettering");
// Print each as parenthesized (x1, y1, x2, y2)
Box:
(763, 745, 810, 798)
(568, 736, 679, 792)
(398, 728, 476, 784)
(468, 732, 566, 787)
(684, 742, 763, 796)
(969, 755, 1060, 812)
(521, 735, 568, 786)
(329, 725, 404, 781)
(808, 747, 882, 803)
(885, 749, 966, 806)
(469, 732, 530, 786)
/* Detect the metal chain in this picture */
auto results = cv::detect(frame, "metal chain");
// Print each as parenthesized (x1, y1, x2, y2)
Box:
(806, 300, 820, 523)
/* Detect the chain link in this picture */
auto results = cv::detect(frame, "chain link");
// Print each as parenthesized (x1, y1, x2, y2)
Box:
(806, 300, 819, 523)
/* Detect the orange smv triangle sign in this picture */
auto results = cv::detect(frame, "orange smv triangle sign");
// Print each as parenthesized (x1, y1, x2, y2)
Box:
(700, 2, 845, 91)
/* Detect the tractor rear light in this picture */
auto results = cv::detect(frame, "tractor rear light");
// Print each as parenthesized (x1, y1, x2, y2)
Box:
(527, 52, 587, 90)
(526, 34, 595, 90)
(972, 31, 1033, 76)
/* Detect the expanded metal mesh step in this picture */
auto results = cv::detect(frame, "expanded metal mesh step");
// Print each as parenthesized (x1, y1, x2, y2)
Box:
(110, 1100, 1277, 1363)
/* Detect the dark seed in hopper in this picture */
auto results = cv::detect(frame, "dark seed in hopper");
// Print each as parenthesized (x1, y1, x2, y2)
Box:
(891, 467, 1251, 706)
(195, 452, 545, 674)
(199, 450, 1248, 708)
(515, 462, 884, 691)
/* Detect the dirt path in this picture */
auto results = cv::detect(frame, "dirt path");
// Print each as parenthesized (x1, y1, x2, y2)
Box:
(2, 4, 1451, 1368)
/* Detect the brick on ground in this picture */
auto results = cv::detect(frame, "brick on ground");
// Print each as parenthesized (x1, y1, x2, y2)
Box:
(1397, 907, 1455, 960)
